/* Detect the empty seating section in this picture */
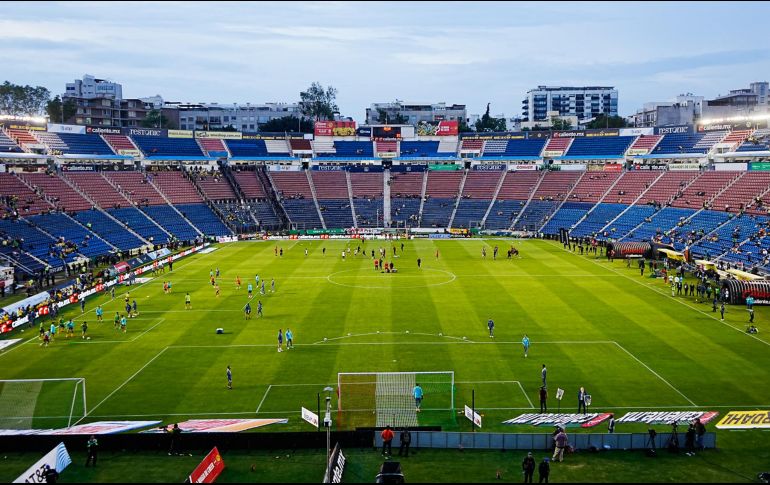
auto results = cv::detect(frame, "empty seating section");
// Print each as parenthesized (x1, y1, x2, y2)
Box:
(481, 140, 507, 155)
(176, 204, 231, 236)
(56, 133, 114, 155)
(670, 171, 737, 209)
(327, 141, 373, 158)
(564, 136, 636, 157)
(711, 171, 770, 215)
(720, 130, 752, 149)
(636, 171, 699, 206)
(421, 171, 463, 227)
(142, 205, 199, 240)
(542, 137, 571, 155)
(350, 173, 384, 228)
(453, 199, 492, 229)
(290, 139, 312, 153)
(64, 172, 130, 209)
(737, 129, 770, 152)
(8, 129, 39, 149)
(105, 172, 166, 205)
(34, 132, 68, 152)
(214, 202, 256, 232)
(0, 218, 66, 268)
(0, 173, 52, 215)
(602, 171, 660, 204)
(233, 171, 267, 199)
(541, 202, 593, 234)
(532, 171, 581, 201)
(571, 203, 628, 237)
(19, 173, 92, 212)
(226, 139, 269, 157)
(452, 172, 500, 228)
(667, 210, 730, 251)
(567, 172, 620, 203)
(249, 201, 281, 227)
(107, 207, 169, 244)
(692, 131, 727, 151)
(132, 135, 203, 157)
(514, 200, 558, 231)
(0, 232, 45, 273)
(399, 141, 452, 158)
(425, 171, 463, 198)
(623, 207, 696, 242)
(73, 210, 145, 250)
(692, 215, 764, 260)
(270, 172, 322, 228)
(484, 200, 526, 229)
(437, 139, 457, 155)
(265, 140, 291, 155)
(195, 173, 237, 202)
(460, 139, 483, 151)
(376, 140, 398, 156)
(27, 213, 113, 258)
(390, 172, 423, 226)
(496, 171, 542, 200)
(0, 131, 22, 152)
(502, 139, 547, 158)
(151, 171, 204, 204)
(602, 205, 656, 240)
(311, 140, 335, 156)
(312, 171, 353, 228)
(103, 134, 137, 153)
(627, 135, 661, 153)
(651, 133, 706, 154)
(198, 138, 228, 157)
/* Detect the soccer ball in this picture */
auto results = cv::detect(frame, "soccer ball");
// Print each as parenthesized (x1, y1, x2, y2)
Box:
(87, 337, 91, 340)
(463, 336, 467, 340)
(438, 332, 443, 337)
(323, 337, 328, 342)
(405, 330, 409, 334)
(20, 329, 23, 333)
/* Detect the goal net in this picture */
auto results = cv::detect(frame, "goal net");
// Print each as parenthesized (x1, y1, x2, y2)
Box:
(0, 378, 86, 430)
(337, 372, 454, 429)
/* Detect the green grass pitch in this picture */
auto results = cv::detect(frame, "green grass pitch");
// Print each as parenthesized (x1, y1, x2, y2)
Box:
(0, 238, 768, 482)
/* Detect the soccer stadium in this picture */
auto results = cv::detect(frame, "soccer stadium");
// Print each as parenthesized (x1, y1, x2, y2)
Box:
(0, 2, 769, 483)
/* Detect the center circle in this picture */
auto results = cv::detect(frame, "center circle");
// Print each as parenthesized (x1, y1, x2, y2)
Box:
(326, 267, 456, 289)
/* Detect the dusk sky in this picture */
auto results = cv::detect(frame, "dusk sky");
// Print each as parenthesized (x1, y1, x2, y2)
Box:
(2, 1, 769, 120)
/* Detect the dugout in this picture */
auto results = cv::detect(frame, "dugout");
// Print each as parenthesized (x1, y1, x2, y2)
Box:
(606, 242, 653, 259)
(720, 279, 770, 305)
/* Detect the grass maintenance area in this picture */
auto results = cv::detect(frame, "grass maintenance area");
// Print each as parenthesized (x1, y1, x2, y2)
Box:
(0, 238, 768, 482)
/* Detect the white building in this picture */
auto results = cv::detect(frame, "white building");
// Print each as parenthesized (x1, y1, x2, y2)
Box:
(521, 86, 618, 122)
(163, 102, 301, 132)
(65, 74, 123, 100)
(365, 101, 467, 126)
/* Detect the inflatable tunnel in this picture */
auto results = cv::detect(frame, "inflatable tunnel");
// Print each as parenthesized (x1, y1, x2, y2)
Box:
(721, 279, 770, 305)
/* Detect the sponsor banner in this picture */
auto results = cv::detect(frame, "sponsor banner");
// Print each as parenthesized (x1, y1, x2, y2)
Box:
(464, 405, 482, 428)
(603, 163, 624, 172)
(323, 443, 346, 484)
(49, 420, 160, 435)
(372, 125, 402, 140)
(61, 164, 98, 171)
(716, 410, 770, 429)
(559, 164, 587, 171)
(750, 162, 770, 171)
(542, 150, 564, 157)
(267, 164, 301, 172)
(428, 164, 460, 171)
(510, 164, 538, 171)
(302, 407, 319, 428)
(0, 429, 52, 436)
(698, 120, 768, 132)
(86, 125, 121, 135)
(186, 447, 225, 484)
(215, 236, 237, 243)
(668, 163, 702, 170)
(429, 233, 452, 239)
(47, 123, 86, 135)
(356, 127, 372, 137)
(0, 339, 21, 351)
(626, 148, 650, 156)
(13, 442, 72, 483)
(0, 120, 46, 131)
(241, 132, 304, 140)
(502, 413, 611, 428)
(714, 162, 747, 171)
(655, 125, 693, 135)
(118, 149, 142, 157)
(312, 165, 345, 171)
(377, 152, 397, 158)
(552, 129, 619, 138)
(473, 164, 506, 171)
(124, 127, 167, 137)
(315, 121, 357, 137)
(617, 411, 719, 425)
(632, 163, 667, 170)
(449, 228, 470, 236)
(620, 127, 654, 137)
(168, 129, 194, 138)
(417, 120, 459, 136)
(195, 131, 242, 140)
(3, 291, 50, 318)
(144, 419, 287, 433)
(461, 131, 526, 140)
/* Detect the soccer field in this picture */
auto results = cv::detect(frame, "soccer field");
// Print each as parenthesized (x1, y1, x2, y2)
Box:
(1, 238, 768, 434)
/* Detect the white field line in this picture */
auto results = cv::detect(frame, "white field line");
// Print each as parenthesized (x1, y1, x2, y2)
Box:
(68, 318, 166, 344)
(255, 385, 272, 414)
(549, 240, 770, 347)
(73, 346, 170, 425)
(169, 340, 617, 349)
(517, 381, 535, 409)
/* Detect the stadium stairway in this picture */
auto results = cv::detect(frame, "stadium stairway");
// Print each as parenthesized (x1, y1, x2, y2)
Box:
(479, 170, 508, 228)
(447, 169, 469, 229)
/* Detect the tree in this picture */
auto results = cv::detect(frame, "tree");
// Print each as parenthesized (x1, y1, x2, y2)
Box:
(141, 109, 176, 129)
(46, 96, 77, 123)
(0, 81, 51, 116)
(474, 103, 507, 132)
(551, 118, 573, 130)
(257, 115, 314, 133)
(585, 114, 628, 129)
(458, 119, 475, 133)
(299, 82, 338, 121)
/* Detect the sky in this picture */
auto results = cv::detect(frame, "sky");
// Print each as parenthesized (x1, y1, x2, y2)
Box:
(2, 1, 769, 120)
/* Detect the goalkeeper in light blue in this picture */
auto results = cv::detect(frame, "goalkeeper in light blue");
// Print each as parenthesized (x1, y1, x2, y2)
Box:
(413, 383, 423, 412)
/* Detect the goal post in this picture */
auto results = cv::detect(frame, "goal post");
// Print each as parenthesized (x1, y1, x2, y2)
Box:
(0, 378, 86, 430)
(337, 371, 455, 429)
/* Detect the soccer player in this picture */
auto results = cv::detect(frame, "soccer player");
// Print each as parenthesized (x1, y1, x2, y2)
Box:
(305, 248, 308, 257)
(226, 365, 232, 390)
(244, 302, 251, 320)
(255, 274, 260, 286)
(487, 318, 494, 338)
(125, 302, 132, 318)
(81, 321, 88, 340)
(322, 247, 326, 256)
(215, 284, 220, 298)
(236, 276, 241, 290)
(120, 315, 127, 333)
(435, 249, 439, 260)
(163, 281, 168, 294)
(247, 283, 253, 299)
(280, 248, 283, 257)
(257, 300, 263, 318)
(110, 286, 115, 300)
(185, 293, 192, 310)
(114, 312, 120, 330)
(132, 300, 138, 317)
(66, 320, 75, 339)
(417, 258, 421, 268)
(80, 297, 86, 313)
(413, 383, 423, 412)
(277, 328, 283, 352)
(216, 267, 220, 278)
(720, 302, 726, 321)
(522, 334, 530, 358)
(95, 305, 103, 322)
(271, 278, 275, 293)
(285, 328, 293, 349)
(541, 364, 547, 387)
(482, 247, 487, 259)
(50, 322, 57, 341)
(260, 281, 265, 295)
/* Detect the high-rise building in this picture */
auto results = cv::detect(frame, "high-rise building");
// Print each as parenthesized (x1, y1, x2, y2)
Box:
(62, 74, 161, 127)
(521, 86, 618, 122)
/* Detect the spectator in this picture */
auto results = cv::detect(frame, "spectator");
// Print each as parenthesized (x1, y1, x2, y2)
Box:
(538, 457, 550, 483)
(695, 417, 706, 450)
(381, 426, 394, 457)
(552, 428, 568, 463)
(522, 452, 536, 483)
(398, 428, 411, 457)
(86, 435, 98, 467)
